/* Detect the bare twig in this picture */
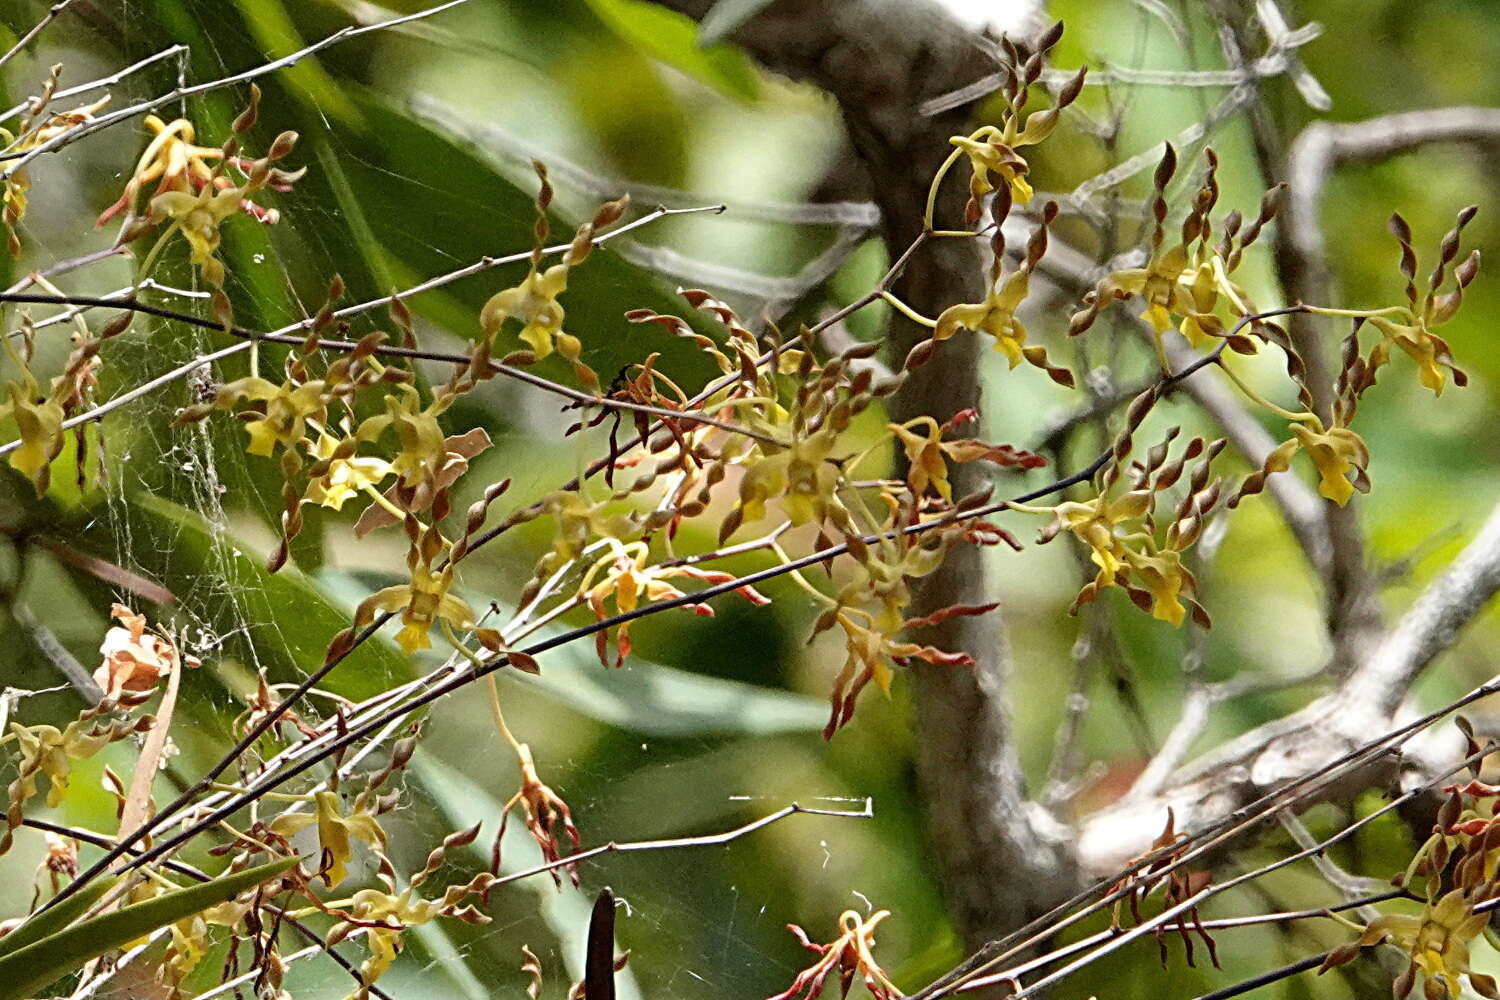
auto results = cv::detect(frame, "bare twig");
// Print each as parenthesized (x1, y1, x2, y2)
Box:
(0, 0, 474, 177)
(484, 800, 873, 888)
(0, 1, 73, 75)
(1071, 498, 1500, 877)
(0, 46, 188, 125)
(1348, 497, 1500, 715)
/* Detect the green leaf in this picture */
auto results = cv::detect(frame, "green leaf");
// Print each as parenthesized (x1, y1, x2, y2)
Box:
(513, 637, 829, 737)
(0, 857, 297, 1000)
(328, 87, 717, 388)
(0, 877, 118, 960)
(582, 0, 760, 101)
(698, 0, 776, 47)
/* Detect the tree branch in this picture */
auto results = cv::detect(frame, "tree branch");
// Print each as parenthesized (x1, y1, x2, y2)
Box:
(1075, 495, 1500, 876)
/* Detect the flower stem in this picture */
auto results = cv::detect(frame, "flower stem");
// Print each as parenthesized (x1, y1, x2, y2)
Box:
(924, 145, 966, 231)
(879, 291, 938, 328)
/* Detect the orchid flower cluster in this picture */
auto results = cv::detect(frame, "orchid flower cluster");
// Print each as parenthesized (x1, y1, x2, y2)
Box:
(1108, 809, 1219, 970)
(0, 16, 1491, 998)
(1012, 401, 1227, 629)
(1322, 724, 1500, 999)
(941, 20, 1087, 220)
(96, 84, 304, 305)
(0, 612, 504, 1000)
(1, 64, 111, 257)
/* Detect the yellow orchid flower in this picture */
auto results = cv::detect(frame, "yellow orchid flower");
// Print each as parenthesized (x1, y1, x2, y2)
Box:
(935, 264, 1032, 368)
(303, 434, 393, 511)
(821, 607, 983, 739)
(926, 200, 1074, 385)
(356, 385, 450, 488)
(479, 162, 617, 393)
(1070, 146, 1279, 367)
(98, 92, 302, 291)
(213, 375, 328, 457)
(1016, 430, 1222, 628)
(1125, 548, 1191, 627)
(327, 881, 486, 999)
(941, 53, 1086, 223)
(1358, 890, 1490, 1000)
(1046, 490, 1152, 586)
(149, 184, 244, 287)
(580, 539, 770, 665)
(890, 418, 955, 502)
(952, 126, 1035, 207)
(889, 413, 1046, 506)
(1, 378, 64, 487)
(0, 90, 110, 255)
(270, 789, 387, 887)
(97, 114, 222, 225)
(481, 260, 573, 360)
(364, 562, 477, 655)
(1289, 420, 1370, 506)
(1346, 208, 1481, 397)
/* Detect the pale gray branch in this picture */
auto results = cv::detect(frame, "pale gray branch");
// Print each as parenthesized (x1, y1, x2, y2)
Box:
(1077, 497, 1500, 876)
(1285, 106, 1500, 316)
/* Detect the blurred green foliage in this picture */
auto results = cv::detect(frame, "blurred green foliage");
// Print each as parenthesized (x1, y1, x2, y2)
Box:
(1, 0, 1499, 996)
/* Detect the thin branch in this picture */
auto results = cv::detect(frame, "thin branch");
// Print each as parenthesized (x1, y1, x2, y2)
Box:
(5, 246, 131, 295)
(1069, 499, 1500, 875)
(70, 313, 1300, 895)
(408, 93, 881, 228)
(1188, 952, 1331, 1000)
(917, 18, 1324, 116)
(485, 800, 873, 888)
(978, 745, 1486, 998)
(1249, 0, 1332, 110)
(265, 202, 721, 337)
(455, 228, 933, 563)
(1060, 84, 1260, 225)
(8, 199, 740, 907)
(913, 678, 1500, 999)
(10, 601, 103, 703)
(957, 888, 1408, 994)
(0, 339, 252, 458)
(0, 45, 189, 125)
(0, 291, 782, 452)
(1347, 497, 1500, 716)
(0, 0, 474, 177)
(0, 208, 783, 457)
(0, 1, 74, 75)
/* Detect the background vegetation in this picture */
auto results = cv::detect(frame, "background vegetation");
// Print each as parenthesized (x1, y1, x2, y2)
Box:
(2, 0, 1499, 996)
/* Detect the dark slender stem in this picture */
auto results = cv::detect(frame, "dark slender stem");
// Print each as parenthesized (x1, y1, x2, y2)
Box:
(1190, 951, 1330, 1000)
(33, 616, 390, 915)
(911, 704, 1497, 998)
(0, 292, 780, 446)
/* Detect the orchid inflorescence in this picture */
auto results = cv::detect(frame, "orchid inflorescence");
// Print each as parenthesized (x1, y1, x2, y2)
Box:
(0, 17, 1488, 998)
